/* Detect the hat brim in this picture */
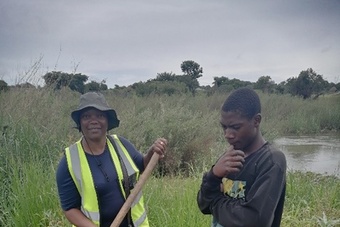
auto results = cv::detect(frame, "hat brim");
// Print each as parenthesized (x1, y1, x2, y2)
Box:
(71, 106, 120, 131)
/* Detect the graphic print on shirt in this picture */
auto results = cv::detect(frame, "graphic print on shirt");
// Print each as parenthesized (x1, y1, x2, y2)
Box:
(222, 177, 246, 199)
(211, 178, 248, 227)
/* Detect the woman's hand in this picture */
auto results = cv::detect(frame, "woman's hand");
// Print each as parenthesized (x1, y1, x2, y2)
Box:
(149, 138, 168, 158)
(143, 138, 168, 168)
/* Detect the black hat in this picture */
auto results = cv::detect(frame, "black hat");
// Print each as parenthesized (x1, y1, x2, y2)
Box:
(71, 92, 120, 131)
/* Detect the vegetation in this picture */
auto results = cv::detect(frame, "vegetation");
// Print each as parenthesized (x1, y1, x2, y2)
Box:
(42, 71, 108, 93)
(0, 88, 339, 226)
(0, 80, 9, 92)
(145, 171, 340, 227)
(116, 67, 339, 99)
(2, 60, 339, 100)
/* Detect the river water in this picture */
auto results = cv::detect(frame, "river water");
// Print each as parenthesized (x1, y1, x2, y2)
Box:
(273, 134, 340, 177)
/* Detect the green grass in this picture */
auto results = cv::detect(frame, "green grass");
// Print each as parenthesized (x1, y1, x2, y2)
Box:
(144, 176, 211, 226)
(2, 158, 62, 227)
(146, 172, 340, 227)
(0, 88, 339, 226)
(282, 172, 340, 227)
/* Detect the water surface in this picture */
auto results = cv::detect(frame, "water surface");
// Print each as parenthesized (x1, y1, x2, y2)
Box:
(273, 134, 340, 177)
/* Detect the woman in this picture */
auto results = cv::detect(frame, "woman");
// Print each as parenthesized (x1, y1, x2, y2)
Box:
(56, 92, 167, 227)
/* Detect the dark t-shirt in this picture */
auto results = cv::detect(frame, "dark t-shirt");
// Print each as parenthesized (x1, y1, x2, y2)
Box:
(56, 135, 144, 227)
(197, 143, 286, 227)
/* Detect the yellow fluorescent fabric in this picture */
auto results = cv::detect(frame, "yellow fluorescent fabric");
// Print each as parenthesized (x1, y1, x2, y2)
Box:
(65, 135, 149, 227)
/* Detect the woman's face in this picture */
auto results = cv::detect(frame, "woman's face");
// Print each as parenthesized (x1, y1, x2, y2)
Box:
(80, 108, 108, 142)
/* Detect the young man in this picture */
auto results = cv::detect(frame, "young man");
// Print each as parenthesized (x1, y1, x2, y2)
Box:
(197, 87, 286, 227)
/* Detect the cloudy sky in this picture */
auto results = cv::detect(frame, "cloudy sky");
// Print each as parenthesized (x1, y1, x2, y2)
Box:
(1, 0, 339, 88)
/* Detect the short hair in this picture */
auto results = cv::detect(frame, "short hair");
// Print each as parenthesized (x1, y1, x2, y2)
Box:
(222, 87, 261, 119)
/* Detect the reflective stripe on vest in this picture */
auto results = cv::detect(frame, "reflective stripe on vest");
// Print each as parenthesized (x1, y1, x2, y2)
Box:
(65, 134, 149, 227)
(109, 135, 149, 227)
(66, 142, 100, 225)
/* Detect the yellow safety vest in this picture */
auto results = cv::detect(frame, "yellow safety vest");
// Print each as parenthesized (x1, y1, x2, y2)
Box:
(65, 134, 149, 227)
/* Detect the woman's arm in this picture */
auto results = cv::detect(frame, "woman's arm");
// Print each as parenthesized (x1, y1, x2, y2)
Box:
(64, 208, 97, 227)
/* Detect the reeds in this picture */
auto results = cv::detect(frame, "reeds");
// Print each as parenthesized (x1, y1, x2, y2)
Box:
(143, 172, 340, 227)
(0, 88, 339, 226)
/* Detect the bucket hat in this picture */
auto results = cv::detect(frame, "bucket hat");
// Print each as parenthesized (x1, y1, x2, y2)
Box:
(71, 92, 120, 131)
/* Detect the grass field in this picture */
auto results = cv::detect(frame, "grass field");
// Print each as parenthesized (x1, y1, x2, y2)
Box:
(0, 88, 339, 226)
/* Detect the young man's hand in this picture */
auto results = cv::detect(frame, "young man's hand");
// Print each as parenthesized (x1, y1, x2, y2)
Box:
(212, 146, 245, 178)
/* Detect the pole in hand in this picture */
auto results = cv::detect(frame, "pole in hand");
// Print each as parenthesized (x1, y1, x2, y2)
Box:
(110, 152, 160, 227)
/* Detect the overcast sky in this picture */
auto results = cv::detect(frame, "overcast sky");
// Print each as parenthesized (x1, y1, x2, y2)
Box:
(1, 0, 339, 88)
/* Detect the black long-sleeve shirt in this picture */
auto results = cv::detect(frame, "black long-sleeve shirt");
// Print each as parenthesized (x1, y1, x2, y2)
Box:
(197, 143, 286, 227)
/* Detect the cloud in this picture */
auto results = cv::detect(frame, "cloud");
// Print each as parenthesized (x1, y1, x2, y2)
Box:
(1, 0, 339, 87)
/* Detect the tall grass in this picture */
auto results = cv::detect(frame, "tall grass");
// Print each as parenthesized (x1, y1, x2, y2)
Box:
(144, 176, 211, 226)
(144, 172, 340, 227)
(0, 88, 339, 226)
(259, 92, 340, 136)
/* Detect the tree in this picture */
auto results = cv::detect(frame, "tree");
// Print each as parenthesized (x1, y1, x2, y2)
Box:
(43, 71, 60, 87)
(100, 83, 108, 91)
(154, 72, 176, 82)
(290, 68, 327, 99)
(254, 76, 275, 93)
(180, 60, 203, 80)
(296, 72, 313, 99)
(213, 76, 229, 87)
(85, 81, 101, 92)
(0, 80, 9, 92)
(285, 77, 298, 96)
(69, 73, 88, 93)
(212, 76, 252, 92)
(176, 75, 198, 94)
(131, 80, 186, 97)
(275, 81, 286, 94)
(42, 71, 71, 90)
(180, 60, 203, 95)
(16, 82, 35, 89)
(43, 71, 107, 93)
(329, 82, 340, 92)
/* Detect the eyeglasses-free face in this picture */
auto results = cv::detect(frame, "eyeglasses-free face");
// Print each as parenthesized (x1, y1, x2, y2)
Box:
(80, 108, 109, 142)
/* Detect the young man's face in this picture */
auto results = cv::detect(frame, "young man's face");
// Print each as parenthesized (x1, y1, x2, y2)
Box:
(220, 110, 259, 153)
(80, 108, 108, 141)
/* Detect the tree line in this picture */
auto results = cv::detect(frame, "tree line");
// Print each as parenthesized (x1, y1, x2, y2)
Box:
(0, 60, 339, 99)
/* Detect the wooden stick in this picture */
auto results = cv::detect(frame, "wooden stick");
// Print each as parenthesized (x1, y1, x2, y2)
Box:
(110, 152, 160, 227)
